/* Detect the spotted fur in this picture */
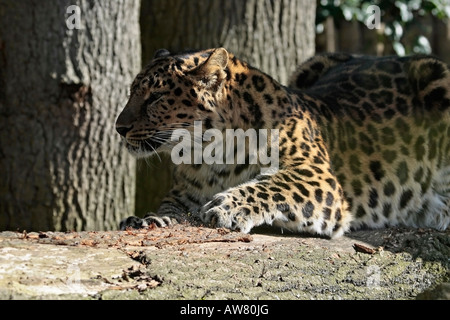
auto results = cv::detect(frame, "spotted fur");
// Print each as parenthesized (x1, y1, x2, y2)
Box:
(116, 48, 450, 238)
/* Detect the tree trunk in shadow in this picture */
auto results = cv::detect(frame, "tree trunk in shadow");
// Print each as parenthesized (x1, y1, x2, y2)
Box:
(0, 0, 141, 231)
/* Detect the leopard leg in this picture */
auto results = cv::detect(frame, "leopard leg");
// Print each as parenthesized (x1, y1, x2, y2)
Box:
(200, 115, 353, 238)
(199, 166, 351, 238)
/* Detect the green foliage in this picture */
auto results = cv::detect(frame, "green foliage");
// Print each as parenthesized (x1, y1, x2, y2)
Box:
(317, 0, 450, 55)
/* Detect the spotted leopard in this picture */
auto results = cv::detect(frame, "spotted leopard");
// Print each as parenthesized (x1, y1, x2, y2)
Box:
(116, 48, 450, 238)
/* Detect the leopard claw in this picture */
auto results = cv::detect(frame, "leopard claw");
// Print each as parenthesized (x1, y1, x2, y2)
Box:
(119, 216, 148, 230)
(143, 214, 177, 227)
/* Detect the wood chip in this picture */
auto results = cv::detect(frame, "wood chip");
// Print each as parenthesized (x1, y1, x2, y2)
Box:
(353, 243, 376, 254)
(27, 233, 40, 239)
(38, 232, 48, 239)
(80, 239, 97, 247)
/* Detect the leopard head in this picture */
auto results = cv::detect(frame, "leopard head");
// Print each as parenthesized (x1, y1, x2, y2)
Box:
(115, 48, 230, 158)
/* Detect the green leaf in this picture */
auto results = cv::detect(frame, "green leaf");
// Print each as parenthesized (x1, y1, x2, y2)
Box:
(413, 35, 432, 54)
(342, 5, 355, 20)
(395, 1, 414, 22)
(392, 21, 404, 41)
(393, 41, 406, 56)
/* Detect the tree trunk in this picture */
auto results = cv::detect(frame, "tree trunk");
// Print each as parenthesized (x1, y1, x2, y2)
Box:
(431, 16, 450, 65)
(137, 0, 316, 215)
(0, 0, 141, 231)
(141, 0, 315, 84)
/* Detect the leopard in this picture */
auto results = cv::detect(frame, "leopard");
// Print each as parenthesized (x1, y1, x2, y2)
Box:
(116, 47, 450, 238)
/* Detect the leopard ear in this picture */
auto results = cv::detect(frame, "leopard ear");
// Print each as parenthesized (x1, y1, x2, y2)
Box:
(188, 48, 229, 90)
(153, 49, 170, 59)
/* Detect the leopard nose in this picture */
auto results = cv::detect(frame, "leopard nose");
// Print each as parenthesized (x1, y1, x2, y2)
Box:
(116, 124, 132, 137)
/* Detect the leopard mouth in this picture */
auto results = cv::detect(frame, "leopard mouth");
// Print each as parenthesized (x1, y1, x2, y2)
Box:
(125, 138, 163, 156)
(124, 128, 184, 157)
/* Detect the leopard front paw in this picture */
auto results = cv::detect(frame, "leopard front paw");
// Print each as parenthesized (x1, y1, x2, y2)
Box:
(119, 214, 177, 230)
(200, 195, 255, 233)
(143, 213, 177, 228)
(120, 215, 148, 230)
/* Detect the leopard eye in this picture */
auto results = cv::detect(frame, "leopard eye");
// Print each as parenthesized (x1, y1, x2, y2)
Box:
(150, 92, 162, 100)
(145, 92, 163, 105)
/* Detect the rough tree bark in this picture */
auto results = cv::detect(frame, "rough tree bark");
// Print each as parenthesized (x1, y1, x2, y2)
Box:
(137, 0, 316, 215)
(0, 0, 141, 231)
(141, 0, 315, 84)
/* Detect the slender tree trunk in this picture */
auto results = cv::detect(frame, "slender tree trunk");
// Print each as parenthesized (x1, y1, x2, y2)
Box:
(0, 0, 141, 231)
(137, 0, 316, 215)
(432, 16, 450, 65)
(325, 16, 336, 52)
